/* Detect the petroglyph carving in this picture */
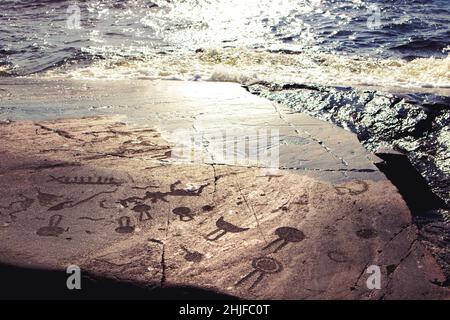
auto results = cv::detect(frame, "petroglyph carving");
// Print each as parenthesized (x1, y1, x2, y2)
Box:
(115, 216, 135, 234)
(356, 228, 378, 239)
(202, 204, 214, 212)
(131, 184, 159, 190)
(37, 214, 65, 237)
(132, 203, 153, 221)
(48, 175, 123, 186)
(0, 195, 34, 219)
(202, 205, 214, 212)
(119, 191, 168, 206)
(262, 227, 305, 253)
(78, 217, 105, 222)
(48, 189, 117, 211)
(327, 250, 348, 263)
(170, 180, 209, 196)
(37, 189, 62, 206)
(271, 205, 289, 213)
(334, 180, 369, 196)
(99, 199, 115, 209)
(236, 257, 283, 290)
(205, 216, 249, 241)
(118, 180, 209, 206)
(172, 207, 194, 221)
(180, 246, 203, 263)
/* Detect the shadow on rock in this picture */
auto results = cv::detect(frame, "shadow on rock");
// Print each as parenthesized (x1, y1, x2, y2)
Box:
(0, 263, 238, 300)
(376, 152, 450, 287)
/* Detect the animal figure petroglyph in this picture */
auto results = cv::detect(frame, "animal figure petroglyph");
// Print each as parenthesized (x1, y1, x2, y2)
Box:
(48, 189, 117, 211)
(118, 181, 209, 206)
(205, 216, 249, 241)
(180, 246, 203, 263)
(0, 195, 34, 219)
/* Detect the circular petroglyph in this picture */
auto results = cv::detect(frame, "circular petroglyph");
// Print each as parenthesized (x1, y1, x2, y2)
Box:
(115, 226, 134, 234)
(356, 228, 378, 239)
(202, 205, 214, 212)
(335, 180, 369, 196)
(172, 207, 191, 215)
(252, 257, 283, 274)
(327, 250, 348, 263)
(275, 227, 305, 243)
(348, 181, 369, 195)
(172, 207, 194, 221)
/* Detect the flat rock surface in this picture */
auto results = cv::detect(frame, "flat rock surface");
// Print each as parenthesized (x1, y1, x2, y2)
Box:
(0, 79, 448, 299)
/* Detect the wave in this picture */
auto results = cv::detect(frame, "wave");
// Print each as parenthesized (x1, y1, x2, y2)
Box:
(1, 0, 449, 91)
(39, 47, 450, 91)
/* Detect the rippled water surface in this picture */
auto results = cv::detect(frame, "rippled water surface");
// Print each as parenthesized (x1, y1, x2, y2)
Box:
(1, 0, 449, 88)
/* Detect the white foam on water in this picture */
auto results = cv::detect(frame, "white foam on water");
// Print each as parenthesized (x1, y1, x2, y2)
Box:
(39, 47, 450, 92)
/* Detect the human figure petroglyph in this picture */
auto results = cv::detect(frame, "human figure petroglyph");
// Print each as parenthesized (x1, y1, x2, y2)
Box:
(235, 257, 283, 290)
(118, 180, 209, 207)
(118, 190, 169, 207)
(205, 216, 250, 241)
(132, 203, 153, 221)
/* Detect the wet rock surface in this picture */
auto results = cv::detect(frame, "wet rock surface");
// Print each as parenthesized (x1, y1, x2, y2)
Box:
(246, 82, 450, 286)
(246, 82, 450, 209)
(0, 79, 448, 299)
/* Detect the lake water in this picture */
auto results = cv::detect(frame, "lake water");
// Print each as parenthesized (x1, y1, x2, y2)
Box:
(0, 0, 449, 89)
